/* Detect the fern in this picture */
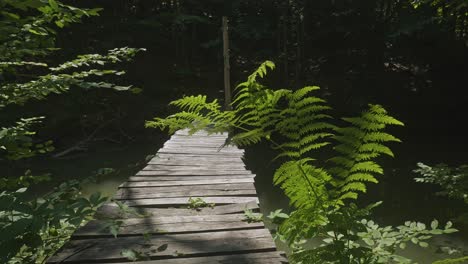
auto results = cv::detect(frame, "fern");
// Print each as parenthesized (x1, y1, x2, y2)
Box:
(147, 61, 405, 261)
(329, 105, 404, 202)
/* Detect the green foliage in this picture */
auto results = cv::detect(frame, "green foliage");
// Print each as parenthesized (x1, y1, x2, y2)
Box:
(0, 117, 47, 160)
(433, 256, 468, 264)
(243, 208, 263, 223)
(290, 203, 457, 264)
(148, 61, 456, 263)
(187, 197, 214, 210)
(0, 180, 108, 263)
(0, 0, 101, 60)
(0, 1, 144, 263)
(414, 162, 468, 203)
(0, 47, 145, 108)
(267, 209, 289, 225)
(0, 170, 51, 190)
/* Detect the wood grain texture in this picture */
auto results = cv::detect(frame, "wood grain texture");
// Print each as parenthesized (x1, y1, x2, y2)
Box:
(109, 252, 288, 264)
(127, 175, 254, 182)
(73, 214, 263, 237)
(120, 178, 255, 188)
(115, 183, 257, 199)
(95, 201, 260, 219)
(47, 130, 287, 264)
(48, 229, 276, 263)
(122, 196, 259, 207)
(136, 170, 253, 176)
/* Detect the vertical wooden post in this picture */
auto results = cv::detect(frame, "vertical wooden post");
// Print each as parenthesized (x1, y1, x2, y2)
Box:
(222, 16, 232, 110)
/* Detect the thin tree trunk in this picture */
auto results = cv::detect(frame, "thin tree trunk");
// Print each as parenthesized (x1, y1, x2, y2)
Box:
(222, 17, 232, 110)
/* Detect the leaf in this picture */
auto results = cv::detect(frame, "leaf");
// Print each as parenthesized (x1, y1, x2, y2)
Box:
(49, 0, 59, 10)
(157, 243, 168, 252)
(120, 249, 138, 261)
(419, 241, 429, 248)
(445, 221, 453, 229)
(431, 219, 439, 229)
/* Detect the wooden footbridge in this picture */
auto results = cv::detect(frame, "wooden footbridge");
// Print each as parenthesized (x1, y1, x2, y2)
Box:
(48, 129, 288, 264)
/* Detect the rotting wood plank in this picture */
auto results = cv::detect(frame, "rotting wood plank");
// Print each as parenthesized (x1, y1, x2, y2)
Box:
(127, 175, 254, 182)
(142, 164, 246, 171)
(121, 196, 259, 207)
(149, 158, 244, 165)
(73, 214, 263, 237)
(109, 251, 288, 264)
(148, 159, 245, 166)
(163, 143, 233, 149)
(157, 149, 243, 155)
(162, 144, 241, 150)
(116, 183, 255, 193)
(136, 170, 253, 176)
(48, 229, 276, 263)
(114, 185, 257, 200)
(152, 153, 244, 159)
(120, 178, 255, 188)
(95, 201, 260, 219)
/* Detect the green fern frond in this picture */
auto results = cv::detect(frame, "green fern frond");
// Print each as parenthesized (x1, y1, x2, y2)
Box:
(230, 128, 265, 147)
(247, 60, 275, 82)
(299, 142, 331, 156)
(341, 182, 367, 192)
(291, 86, 321, 101)
(355, 152, 381, 161)
(338, 191, 359, 200)
(328, 157, 354, 168)
(350, 161, 384, 174)
(364, 132, 401, 143)
(359, 143, 394, 157)
(300, 122, 337, 135)
(346, 173, 378, 183)
(274, 160, 330, 209)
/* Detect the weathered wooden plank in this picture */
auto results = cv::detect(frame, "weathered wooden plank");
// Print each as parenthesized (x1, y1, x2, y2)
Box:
(160, 148, 241, 152)
(173, 130, 227, 137)
(163, 143, 233, 149)
(109, 252, 288, 264)
(148, 161, 245, 166)
(116, 183, 255, 193)
(120, 178, 254, 188)
(157, 149, 243, 156)
(95, 201, 259, 219)
(167, 138, 228, 144)
(162, 144, 240, 150)
(149, 157, 244, 165)
(115, 184, 257, 200)
(136, 170, 253, 176)
(122, 196, 259, 207)
(142, 164, 246, 171)
(73, 214, 263, 237)
(173, 132, 227, 137)
(127, 175, 254, 182)
(153, 153, 243, 159)
(47, 229, 276, 263)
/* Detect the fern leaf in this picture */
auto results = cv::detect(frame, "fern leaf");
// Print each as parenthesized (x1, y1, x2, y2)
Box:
(359, 143, 394, 157)
(364, 132, 401, 143)
(341, 182, 367, 192)
(346, 173, 379, 183)
(350, 161, 383, 174)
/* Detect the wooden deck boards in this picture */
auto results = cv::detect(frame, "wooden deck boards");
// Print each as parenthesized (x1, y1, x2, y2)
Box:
(48, 129, 287, 264)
